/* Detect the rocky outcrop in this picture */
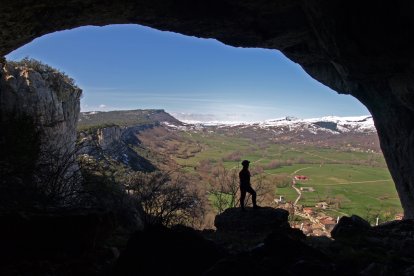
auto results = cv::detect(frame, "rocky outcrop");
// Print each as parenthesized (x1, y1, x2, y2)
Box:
(331, 215, 372, 242)
(0, 209, 118, 275)
(327, 215, 414, 274)
(207, 211, 414, 275)
(332, 215, 414, 252)
(0, 59, 82, 207)
(79, 124, 156, 172)
(214, 207, 289, 233)
(0, 60, 81, 149)
(113, 225, 226, 276)
(97, 126, 122, 150)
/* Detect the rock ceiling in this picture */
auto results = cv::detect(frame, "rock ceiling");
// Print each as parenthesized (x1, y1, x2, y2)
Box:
(1, 0, 414, 217)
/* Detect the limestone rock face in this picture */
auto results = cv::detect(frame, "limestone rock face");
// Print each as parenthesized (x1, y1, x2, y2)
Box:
(97, 126, 122, 150)
(79, 124, 157, 172)
(2, 1, 414, 217)
(0, 60, 82, 154)
(0, 60, 82, 205)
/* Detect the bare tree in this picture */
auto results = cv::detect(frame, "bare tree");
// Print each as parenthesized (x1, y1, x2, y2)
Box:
(248, 172, 273, 206)
(0, 113, 87, 209)
(209, 166, 274, 213)
(34, 142, 84, 207)
(208, 167, 239, 214)
(124, 171, 205, 227)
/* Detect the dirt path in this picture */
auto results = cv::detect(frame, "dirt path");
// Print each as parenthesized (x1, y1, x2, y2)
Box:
(292, 184, 302, 206)
(290, 167, 312, 206)
(290, 166, 312, 176)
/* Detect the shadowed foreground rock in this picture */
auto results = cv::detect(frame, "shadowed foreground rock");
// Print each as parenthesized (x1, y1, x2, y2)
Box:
(214, 207, 289, 233)
(205, 207, 334, 275)
(0, 209, 117, 275)
(112, 225, 226, 276)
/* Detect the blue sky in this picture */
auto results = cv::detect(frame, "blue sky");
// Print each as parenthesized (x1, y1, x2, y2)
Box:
(6, 24, 369, 122)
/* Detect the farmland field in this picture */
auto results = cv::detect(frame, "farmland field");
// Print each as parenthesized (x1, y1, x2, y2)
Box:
(166, 130, 401, 220)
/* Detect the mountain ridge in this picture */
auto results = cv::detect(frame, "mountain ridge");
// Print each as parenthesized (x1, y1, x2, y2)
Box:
(177, 115, 375, 133)
(79, 109, 375, 134)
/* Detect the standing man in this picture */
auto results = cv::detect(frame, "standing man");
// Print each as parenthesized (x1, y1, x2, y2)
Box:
(239, 160, 259, 211)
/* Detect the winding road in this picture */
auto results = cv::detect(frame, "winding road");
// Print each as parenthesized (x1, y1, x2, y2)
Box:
(290, 167, 312, 206)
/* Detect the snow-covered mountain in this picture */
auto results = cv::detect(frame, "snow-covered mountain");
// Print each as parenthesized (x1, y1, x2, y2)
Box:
(175, 115, 376, 134)
(162, 115, 380, 153)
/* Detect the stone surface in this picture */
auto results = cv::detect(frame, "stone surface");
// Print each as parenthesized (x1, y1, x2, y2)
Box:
(1, 1, 414, 217)
(113, 225, 226, 276)
(97, 126, 122, 150)
(0, 60, 82, 207)
(214, 207, 289, 233)
(79, 124, 157, 172)
(0, 61, 81, 149)
(0, 209, 115, 259)
(0, 209, 117, 275)
(327, 217, 414, 274)
(331, 215, 371, 242)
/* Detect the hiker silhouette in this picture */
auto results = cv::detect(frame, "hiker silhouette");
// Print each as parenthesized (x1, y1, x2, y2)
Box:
(239, 160, 260, 211)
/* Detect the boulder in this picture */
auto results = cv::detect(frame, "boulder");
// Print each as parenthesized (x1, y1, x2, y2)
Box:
(203, 255, 271, 276)
(113, 225, 226, 276)
(331, 215, 371, 242)
(0, 209, 116, 260)
(214, 207, 289, 234)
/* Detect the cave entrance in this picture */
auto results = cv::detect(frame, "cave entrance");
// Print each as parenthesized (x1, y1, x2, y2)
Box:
(3, 24, 402, 230)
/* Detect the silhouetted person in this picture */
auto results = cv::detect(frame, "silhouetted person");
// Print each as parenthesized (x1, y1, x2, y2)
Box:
(239, 160, 259, 211)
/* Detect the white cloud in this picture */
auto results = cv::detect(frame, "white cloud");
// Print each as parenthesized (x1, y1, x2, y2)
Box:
(99, 104, 107, 108)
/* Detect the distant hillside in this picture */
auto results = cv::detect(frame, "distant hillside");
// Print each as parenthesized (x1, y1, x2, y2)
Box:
(76, 109, 182, 173)
(78, 109, 182, 130)
(164, 115, 381, 153)
(180, 115, 376, 134)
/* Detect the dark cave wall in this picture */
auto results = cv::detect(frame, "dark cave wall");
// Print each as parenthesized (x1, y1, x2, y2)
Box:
(2, 0, 414, 217)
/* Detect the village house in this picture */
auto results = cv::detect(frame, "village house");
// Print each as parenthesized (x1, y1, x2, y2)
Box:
(274, 195, 286, 204)
(294, 175, 308, 181)
(303, 207, 314, 216)
(319, 216, 336, 232)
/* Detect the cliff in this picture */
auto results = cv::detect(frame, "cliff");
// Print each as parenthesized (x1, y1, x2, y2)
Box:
(97, 126, 122, 150)
(1, 59, 81, 137)
(77, 109, 183, 172)
(79, 125, 156, 172)
(0, 58, 82, 207)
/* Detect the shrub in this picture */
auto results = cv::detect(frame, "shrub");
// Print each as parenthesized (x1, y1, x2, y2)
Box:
(123, 171, 205, 227)
(264, 160, 281, 170)
(8, 57, 77, 87)
(221, 151, 242, 162)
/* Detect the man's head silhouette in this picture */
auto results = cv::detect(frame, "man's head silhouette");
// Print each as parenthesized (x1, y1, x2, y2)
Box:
(241, 160, 250, 167)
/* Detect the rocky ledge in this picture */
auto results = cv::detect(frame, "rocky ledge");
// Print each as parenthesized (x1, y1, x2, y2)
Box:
(214, 207, 290, 233)
(114, 208, 414, 276)
(5, 207, 414, 275)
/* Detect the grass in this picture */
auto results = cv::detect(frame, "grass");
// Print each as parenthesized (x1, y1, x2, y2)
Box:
(269, 163, 399, 217)
(170, 131, 402, 220)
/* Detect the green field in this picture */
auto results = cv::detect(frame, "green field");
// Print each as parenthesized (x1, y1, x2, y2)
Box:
(171, 131, 402, 220)
(273, 164, 399, 216)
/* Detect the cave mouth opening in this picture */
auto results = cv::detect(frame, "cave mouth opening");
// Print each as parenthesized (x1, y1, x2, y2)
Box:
(2, 23, 401, 229)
